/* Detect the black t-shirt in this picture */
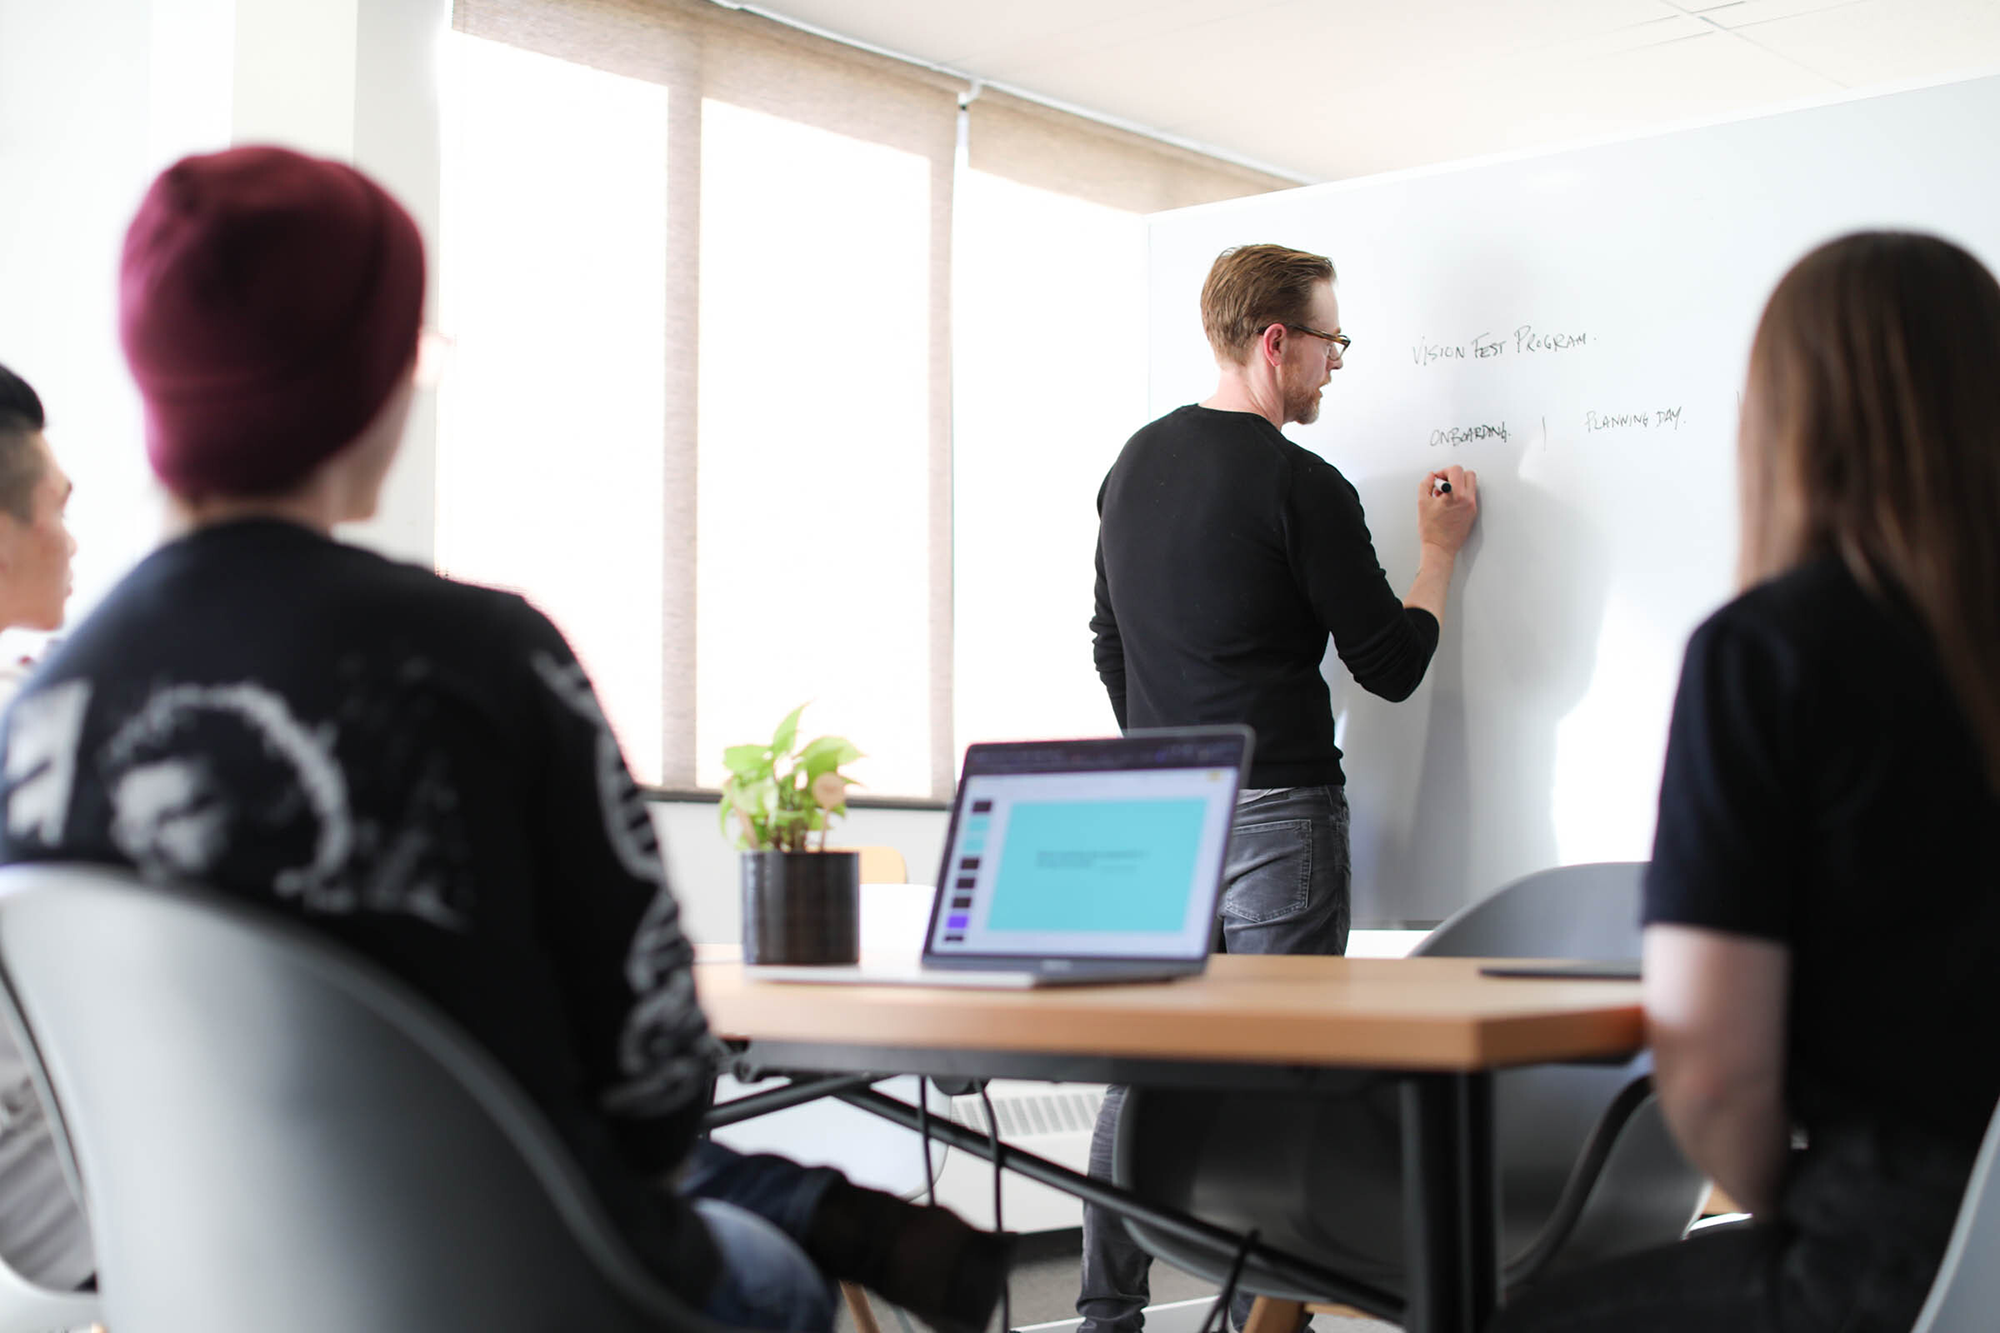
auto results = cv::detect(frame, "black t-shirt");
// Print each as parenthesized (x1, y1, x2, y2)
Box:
(1091, 405, 1439, 788)
(0, 519, 719, 1297)
(1646, 555, 2000, 1151)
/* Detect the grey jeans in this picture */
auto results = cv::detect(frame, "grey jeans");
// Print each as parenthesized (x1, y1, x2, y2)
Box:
(1077, 784, 1351, 1333)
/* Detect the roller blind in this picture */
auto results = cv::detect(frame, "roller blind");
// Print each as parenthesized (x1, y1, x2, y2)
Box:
(444, 0, 956, 794)
(441, 0, 1292, 795)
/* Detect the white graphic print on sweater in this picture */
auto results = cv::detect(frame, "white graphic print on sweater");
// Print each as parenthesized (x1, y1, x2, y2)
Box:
(5, 681, 90, 847)
(530, 651, 710, 1120)
(7, 677, 473, 930)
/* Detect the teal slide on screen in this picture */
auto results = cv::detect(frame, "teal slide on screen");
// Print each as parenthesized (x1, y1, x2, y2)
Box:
(986, 800, 1207, 932)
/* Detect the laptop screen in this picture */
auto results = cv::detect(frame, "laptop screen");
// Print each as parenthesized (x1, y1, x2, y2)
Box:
(925, 729, 1251, 962)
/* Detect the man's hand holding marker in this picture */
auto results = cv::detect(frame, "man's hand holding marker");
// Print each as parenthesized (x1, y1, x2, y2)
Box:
(1420, 466, 1479, 549)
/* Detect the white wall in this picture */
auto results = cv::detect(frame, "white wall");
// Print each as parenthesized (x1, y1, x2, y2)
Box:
(347, 0, 447, 564)
(0, 0, 161, 627)
(1148, 71, 2000, 925)
(0, 0, 446, 623)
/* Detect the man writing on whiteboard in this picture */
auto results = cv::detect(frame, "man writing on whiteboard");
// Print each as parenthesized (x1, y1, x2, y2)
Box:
(1079, 243, 1479, 1333)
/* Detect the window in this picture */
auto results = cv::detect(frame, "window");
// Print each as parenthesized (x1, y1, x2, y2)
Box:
(951, 167, 1143, 756)
(694, 100, 935, 794)
(438, 33, 670, 779)
(439, 2, 1287, 796)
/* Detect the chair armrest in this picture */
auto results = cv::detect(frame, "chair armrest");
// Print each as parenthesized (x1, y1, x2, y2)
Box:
(1503, 1074, 1656, 1287)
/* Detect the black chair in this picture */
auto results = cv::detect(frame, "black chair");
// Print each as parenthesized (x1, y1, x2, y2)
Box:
(0, 862, 743, 1333)
(1114, 862, 1705, 1317)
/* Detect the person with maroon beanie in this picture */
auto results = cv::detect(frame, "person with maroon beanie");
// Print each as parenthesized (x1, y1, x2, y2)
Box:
(0, 146, 1008, 1332)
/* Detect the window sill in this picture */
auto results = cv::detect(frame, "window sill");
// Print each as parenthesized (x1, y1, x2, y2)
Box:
(641, 786, 950, 813)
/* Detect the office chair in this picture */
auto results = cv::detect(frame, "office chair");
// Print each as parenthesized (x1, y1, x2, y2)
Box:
(0, 1047, 100, 1333)
(0, 862, 745, 1333)
(839, 845, 910, 885)
(0, 1257, 95, 1333)
(1114, 862, 1705, 1318)
(1910, 1098, 2000, 1333)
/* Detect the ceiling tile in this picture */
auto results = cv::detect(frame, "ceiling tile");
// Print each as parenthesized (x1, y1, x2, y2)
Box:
(744, 0, 2000, 183)
(1732, 0, 2000, 86)
(1692, 0, 1874, 28)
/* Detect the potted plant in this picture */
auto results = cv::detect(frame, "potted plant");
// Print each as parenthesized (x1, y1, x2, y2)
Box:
(719, 704, 864, 964)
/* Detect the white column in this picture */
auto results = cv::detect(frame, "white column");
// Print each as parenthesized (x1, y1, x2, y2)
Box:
(230, 0, 359, 159)
(343, 0, 448, 566)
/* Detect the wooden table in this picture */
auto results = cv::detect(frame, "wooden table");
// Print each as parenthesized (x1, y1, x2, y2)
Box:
(697, 954, 1644, 1333)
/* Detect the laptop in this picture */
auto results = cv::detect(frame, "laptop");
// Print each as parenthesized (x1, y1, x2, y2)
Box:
(747, 727, 1253, 988)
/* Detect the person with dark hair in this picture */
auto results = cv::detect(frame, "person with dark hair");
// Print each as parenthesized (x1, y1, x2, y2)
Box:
(1079, 243, 1480, 1333)
(0, 364, 49, 518)
(1491, 231, 2000, 1333)
(0, 147, 1006, 1333)
(0, 364, 74, 644)
(0, 360, 89, 1292)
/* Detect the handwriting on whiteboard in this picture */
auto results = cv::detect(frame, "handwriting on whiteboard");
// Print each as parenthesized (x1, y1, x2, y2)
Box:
(1412, 325, 1591, 366)
(1585, 406, 1683, 432)
(1422, 406, 1683, 447)
(1430, 422, 1510, 446)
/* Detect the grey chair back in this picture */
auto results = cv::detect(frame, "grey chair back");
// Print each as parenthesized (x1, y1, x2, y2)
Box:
(0, 1258, 96, 1333)
(1419, 861, 1699, 1279)
(1910, 1099, 2000, 1333)
(1116, 862, 1704, 1308)
(0, 863, 729, 1333)
(1420, 859, 1650, 959)
(0, 1026, 99, 1333)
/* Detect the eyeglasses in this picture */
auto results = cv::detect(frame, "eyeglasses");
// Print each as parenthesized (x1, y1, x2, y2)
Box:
(1286, 323, 1352, 362)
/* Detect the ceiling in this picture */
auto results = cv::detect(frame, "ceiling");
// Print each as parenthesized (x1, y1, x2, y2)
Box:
(738, 0, 2000, 182)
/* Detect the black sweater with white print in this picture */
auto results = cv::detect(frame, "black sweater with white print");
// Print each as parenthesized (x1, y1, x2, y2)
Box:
(0, 519, 719, 1297)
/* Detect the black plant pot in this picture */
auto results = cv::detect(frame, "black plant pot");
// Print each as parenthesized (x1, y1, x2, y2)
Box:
(741, 849, 860, 965)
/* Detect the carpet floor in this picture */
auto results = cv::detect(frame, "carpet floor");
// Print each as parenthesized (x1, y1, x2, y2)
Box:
(833, 1228, 1392, 1333)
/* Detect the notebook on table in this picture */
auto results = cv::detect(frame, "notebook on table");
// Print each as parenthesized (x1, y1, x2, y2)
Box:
(746, 727, 1253, 989)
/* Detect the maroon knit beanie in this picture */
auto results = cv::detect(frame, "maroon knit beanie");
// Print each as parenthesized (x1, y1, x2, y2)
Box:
(119, 145, 426, 497)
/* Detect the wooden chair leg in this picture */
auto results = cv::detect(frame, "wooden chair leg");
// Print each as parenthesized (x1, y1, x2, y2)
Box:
(842, 1279, 884, 1333)
(1241, 1296, 1306, 1333)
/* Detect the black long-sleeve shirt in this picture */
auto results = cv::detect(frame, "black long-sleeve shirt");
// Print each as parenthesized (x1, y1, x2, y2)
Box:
(1092, 405, 1439, 788)
(0, 519, 719, 1299)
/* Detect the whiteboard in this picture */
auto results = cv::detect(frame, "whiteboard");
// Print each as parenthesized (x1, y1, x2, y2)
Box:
(1145, 72, 2000, 926)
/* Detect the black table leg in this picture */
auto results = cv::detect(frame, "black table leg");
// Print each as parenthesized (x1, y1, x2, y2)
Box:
(1401, 1072, 1499, 1333)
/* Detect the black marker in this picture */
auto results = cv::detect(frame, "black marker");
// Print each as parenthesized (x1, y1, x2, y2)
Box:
(1432, 477, 1452, 496)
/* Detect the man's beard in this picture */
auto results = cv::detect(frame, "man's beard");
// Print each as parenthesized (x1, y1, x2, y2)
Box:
(1289, 386, 1322, 425)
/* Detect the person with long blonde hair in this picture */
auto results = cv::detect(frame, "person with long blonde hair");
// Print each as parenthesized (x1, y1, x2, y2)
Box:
(1496, 231, 2000, 1331)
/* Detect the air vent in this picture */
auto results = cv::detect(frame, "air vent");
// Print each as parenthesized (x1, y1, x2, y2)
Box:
(951, 1087, 1105, 1140)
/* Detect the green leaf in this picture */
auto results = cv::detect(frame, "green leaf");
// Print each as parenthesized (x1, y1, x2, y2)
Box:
(723, 744, 771, 779)
(798, 735, 861, 765)
(799, 735, 863, 782)
(737, 778, 776, 821)
(771, 703, 808, 759)
(718, 789, 766, 851)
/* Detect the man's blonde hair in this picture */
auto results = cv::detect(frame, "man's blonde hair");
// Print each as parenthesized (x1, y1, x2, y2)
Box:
(1200, 244, 1336, 364)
